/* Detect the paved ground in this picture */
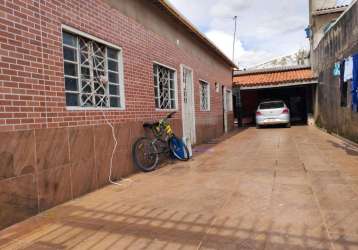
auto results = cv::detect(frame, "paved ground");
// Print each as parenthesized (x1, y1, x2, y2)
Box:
(1, 126, 358, 250)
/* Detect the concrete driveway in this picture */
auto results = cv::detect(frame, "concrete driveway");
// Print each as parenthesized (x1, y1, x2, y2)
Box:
(1, 126, 358, 250)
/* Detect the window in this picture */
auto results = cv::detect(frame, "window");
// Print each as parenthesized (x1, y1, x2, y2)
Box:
(200, 80, 210, 111)
(260, 101, 285, 109)
(62, 30, 123, 108)
(153, 64, 176, 110)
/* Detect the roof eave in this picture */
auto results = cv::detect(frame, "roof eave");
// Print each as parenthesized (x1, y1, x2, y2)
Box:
(233, 65, 312, 77)
(156, 0, 237, 68)
(234, 80, 318, 90)
(312, 6, 348, 16)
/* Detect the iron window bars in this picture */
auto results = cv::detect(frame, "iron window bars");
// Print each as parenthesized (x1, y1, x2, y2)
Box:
(62, 31, 122, 108)
(153, 64, 176, 110)
(200, 80, 210, 111)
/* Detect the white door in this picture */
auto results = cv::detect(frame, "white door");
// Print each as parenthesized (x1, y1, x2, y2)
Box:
(181, 65, 196, 144)
(223, 86, 228, 133)
(225, 89, 233, 132)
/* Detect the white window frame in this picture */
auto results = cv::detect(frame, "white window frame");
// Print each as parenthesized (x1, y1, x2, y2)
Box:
(199, 79, 211, 112)
(61, 24, 125, 111)
(226, 89, 233, 111)
(153, 61, 178, 111)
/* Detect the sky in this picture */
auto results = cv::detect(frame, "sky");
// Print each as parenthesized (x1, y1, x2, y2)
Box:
(167, 0, 310, 69)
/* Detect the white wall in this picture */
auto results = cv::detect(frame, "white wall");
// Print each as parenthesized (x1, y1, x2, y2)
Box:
(311, 0, 337, 10)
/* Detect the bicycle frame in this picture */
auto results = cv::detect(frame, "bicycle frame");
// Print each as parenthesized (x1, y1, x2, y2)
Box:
(150, 118, 173, 140)
(151, 138, 170, 155)
(148, 116, 175, 156)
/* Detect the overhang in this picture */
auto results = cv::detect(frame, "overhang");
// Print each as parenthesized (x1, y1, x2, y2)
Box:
(233, 66, 318, 90)
(239, 80, 317, 90)
(312, 4, 348, 16)
(152, 0, 237, 69)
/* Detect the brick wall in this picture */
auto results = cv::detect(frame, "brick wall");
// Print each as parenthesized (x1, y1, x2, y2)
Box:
(0, 0, 234, 229)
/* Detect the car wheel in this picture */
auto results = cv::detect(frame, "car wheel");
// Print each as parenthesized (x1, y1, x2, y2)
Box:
(286, 122, 291, 128)
(256, 124, 261, 129)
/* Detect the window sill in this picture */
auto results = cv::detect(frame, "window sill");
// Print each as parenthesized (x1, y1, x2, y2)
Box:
(155, 108, 178, 112)
(66, 106, 126, 111)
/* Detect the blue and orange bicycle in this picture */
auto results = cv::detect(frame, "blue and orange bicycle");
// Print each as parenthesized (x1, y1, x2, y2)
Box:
(132, 112, 190, 172)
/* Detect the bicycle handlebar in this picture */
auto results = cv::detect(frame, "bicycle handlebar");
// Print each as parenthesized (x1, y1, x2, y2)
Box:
(143, 112, 176, 129)
(166, 111, 176, 119)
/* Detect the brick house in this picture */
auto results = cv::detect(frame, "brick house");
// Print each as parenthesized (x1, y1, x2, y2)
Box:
(0, 0, 236, 229)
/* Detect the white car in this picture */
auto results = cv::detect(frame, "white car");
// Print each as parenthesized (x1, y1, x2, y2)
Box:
(256, 100, 291, 128)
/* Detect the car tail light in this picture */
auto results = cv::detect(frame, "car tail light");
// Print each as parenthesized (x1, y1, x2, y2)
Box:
(282, 108, 289, 114)
(256, 111, 262, 116)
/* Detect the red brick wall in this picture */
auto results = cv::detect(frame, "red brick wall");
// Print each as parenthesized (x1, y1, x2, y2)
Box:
(0, 0, 234, 229)
(0, 0, 232, 132)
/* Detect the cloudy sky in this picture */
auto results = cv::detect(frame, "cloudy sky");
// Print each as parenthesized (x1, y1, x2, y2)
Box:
(167, 0, 310, 68)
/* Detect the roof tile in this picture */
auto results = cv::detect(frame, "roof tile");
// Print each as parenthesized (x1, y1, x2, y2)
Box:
(233, 68, 316, 87)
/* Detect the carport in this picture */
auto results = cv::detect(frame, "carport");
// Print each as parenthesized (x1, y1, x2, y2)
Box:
(233, 66, 318, 126)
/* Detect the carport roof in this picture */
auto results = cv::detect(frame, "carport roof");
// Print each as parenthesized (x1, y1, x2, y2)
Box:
(233, 66, 317, 89)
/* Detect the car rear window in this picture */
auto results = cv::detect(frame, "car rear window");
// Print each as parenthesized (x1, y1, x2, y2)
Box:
(259, 102, 284, 109)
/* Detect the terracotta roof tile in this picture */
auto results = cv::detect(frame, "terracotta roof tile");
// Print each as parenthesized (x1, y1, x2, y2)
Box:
(233, 67, 316, 88)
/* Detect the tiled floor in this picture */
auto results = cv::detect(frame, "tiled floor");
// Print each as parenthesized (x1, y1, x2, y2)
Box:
(1, 126, 358, 249)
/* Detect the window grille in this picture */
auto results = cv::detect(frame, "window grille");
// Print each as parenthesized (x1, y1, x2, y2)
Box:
(153, 64, 176, 110)
(62, 31, 122, 108)
(200, 81, 210, 111)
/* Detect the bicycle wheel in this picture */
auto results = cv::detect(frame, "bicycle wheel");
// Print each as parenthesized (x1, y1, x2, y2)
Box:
(132, 137, 159, 172)
(169, 135, 190, 161)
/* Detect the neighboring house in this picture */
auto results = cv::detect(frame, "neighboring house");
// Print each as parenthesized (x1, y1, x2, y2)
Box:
(310, 0, 358, 142)
(308, 0, 349, 51)
(0, 0, 235, 229)
(252, 50, 310, 70)
(233, 66, 318, 125)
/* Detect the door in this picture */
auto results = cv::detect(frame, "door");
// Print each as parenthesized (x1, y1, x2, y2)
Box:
(181, 65, 196, 144)
(222, 86, 228, 133)
(225, 89, 233, 129)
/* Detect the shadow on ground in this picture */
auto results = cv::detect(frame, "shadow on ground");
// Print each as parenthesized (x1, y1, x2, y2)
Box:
(3, 203, 358, 249)
(328, 140, 358, 157)
(193, 128, 248, 157)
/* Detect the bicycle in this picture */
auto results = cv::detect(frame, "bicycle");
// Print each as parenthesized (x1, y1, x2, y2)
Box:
(132, 111, 190, 172)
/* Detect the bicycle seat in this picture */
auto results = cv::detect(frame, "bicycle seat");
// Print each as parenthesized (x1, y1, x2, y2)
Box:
(143, 122, 159, 128)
